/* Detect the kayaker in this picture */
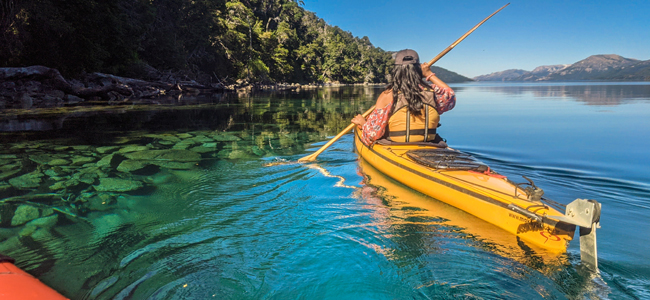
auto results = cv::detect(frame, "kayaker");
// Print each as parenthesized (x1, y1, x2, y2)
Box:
(352, 49, 456, 146)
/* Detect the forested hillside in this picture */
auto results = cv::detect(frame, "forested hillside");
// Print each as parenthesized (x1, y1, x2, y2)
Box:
(1, 0, 396, 84)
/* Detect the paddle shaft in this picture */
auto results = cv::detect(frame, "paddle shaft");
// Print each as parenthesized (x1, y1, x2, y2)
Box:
(423, 3, 510, 68)
(298, 3, 509, 162)
(298, 105, 375, 162)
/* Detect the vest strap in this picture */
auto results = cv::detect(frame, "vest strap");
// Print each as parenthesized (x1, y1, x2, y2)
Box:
(388, 128, 437, 137)
(424, 106, 429, 141)
(406, 110, 410, 142)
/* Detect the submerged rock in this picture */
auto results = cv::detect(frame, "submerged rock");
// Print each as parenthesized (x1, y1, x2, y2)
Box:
(48, 166, 102, 191)
(153, 161, 196, 169)
(176, 133, 193, 139)
(212, 132, 242, 142)
(8, 171, 43, 189)
(0, 236, 22, 253)
(192, 135, 213, 143)
(228, 150, 254, 160)
(172, 140, 195, 150)
(11, 205, 41, 226)
(29, 154, 56, 165)
(53, 146, 72, 151)
(19, 214, 59, 240)
(116, 160, 149, 172)
(96, 146, 120, 154)
(22, 214, 59, 233)
(48, 181, 67, 190)
(45, 166, 68, 178)
(71, 156, 96, 166)
(123, 149, 200, 169)
(48, 158, 70, 166)
(0, 165, 22, 181)
(124, 149, 201, 161)
(189, 145, 216, 153)
(96, 153, 125, 169)
(96, 154, 115, 168)
(118, 145, 150, 153)
(157, 140, 175, 146)
(94, 177, 143, 192)
(73, 167, 102, 184)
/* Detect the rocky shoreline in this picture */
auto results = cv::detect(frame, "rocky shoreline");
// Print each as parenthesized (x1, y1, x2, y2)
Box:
(0, 66, 386, 110)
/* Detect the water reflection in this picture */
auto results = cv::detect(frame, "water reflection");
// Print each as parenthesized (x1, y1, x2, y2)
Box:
(1, 84, 647, 299)
(356, 155, 612, 299)
(473, 83, 650, 105)
(0, 87, 385, 296)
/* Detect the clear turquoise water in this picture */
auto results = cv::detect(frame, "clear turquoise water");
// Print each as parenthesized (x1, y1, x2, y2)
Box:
(1, 83, 649, 299)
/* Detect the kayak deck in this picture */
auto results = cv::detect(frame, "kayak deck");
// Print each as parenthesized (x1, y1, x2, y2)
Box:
(353, 129, 576, 252)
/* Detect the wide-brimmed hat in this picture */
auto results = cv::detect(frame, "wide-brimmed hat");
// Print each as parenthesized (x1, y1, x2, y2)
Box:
(393, 49, 420, 65)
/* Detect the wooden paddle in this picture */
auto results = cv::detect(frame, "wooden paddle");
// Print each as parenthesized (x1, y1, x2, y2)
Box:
(297, 106, 376, 162)
(297, 3, 510, 163)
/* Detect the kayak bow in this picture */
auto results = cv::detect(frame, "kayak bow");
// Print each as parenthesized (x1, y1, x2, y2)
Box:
(0, 255, 68, 299)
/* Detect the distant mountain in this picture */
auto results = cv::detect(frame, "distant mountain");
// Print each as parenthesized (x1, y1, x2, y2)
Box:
(431, 66, 473, 83)
(544, 55, 640, 81)
(473, 69, 528, 81)
(473, 54, 650, 81)
(513, 64, 570, 81)
(600, 60, 650, 81)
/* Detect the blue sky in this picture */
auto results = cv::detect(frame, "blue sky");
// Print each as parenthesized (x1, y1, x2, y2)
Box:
(301, 0, 650, 78)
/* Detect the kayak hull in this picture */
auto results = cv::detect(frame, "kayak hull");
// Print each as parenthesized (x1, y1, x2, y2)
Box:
(0, 260, 68, 300)
(353, 129, 575, 252)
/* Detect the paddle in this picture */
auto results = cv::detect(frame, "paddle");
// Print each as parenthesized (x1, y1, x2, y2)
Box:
(297, 3, 510, 163)
(298, 106, 376, 162)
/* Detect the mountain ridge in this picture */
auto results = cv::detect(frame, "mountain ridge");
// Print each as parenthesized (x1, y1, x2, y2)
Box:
(474, 55, 650, 81)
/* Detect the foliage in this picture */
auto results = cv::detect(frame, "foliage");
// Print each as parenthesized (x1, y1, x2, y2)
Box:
(1, 0, 394, 84)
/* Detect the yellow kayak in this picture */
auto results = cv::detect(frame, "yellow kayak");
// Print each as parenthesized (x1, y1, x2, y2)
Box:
(353, 129, 576, 252)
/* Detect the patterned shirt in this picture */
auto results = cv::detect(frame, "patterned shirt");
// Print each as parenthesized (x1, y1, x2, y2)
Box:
(360, 85, 455, 146)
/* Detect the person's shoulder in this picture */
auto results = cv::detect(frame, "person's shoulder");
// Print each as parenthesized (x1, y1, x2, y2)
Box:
(377, 90, 393, 107)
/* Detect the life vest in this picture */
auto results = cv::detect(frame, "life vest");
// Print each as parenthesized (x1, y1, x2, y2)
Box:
(387, 88, 440, 142)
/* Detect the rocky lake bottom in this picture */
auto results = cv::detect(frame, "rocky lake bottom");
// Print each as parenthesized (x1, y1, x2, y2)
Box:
(1, 129, 286, 251)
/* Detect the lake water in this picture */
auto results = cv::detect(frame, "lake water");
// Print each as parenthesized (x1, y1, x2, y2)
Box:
(1, 82, 649, 299)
